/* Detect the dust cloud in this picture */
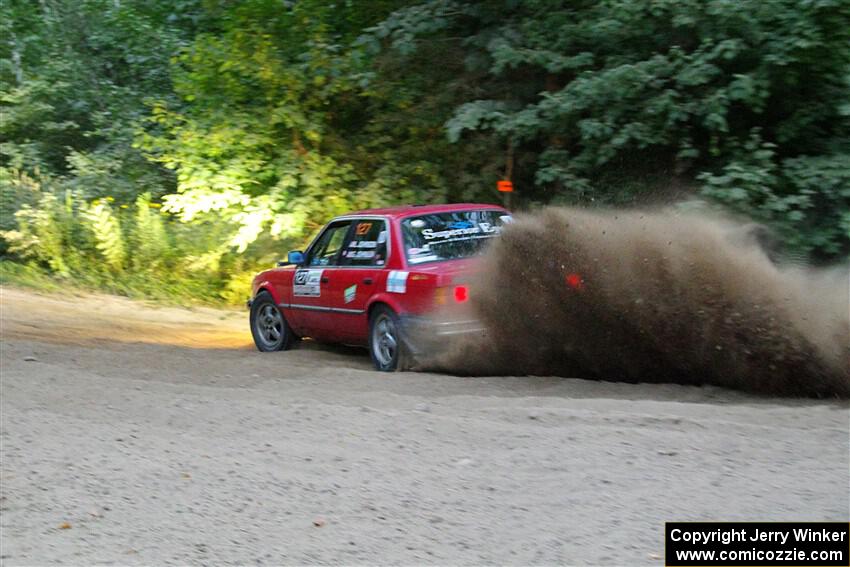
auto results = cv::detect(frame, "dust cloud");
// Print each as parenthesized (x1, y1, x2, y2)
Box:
(422, 207, 850, 397)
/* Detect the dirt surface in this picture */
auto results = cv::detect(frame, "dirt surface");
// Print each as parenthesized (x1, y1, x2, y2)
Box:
(1, 286, 848, 565)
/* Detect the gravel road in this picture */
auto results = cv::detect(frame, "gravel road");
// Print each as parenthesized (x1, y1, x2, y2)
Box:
(1, 286, 847, 565)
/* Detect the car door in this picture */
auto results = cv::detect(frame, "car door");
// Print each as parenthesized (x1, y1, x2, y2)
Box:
(290, 219, 352, 338)
(327, 217, 390, 343)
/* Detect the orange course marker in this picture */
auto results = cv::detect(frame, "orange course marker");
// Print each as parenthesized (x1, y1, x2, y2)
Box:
(497, 180, 513, 193)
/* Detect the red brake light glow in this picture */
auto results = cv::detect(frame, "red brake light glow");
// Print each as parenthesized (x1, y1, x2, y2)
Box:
(565, 273, 583, 290)
(454, 285, 469, 303)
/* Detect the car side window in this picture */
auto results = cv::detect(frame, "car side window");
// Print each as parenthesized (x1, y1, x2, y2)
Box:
(306, 221, 352, 266)
(339, 219, 388, 267)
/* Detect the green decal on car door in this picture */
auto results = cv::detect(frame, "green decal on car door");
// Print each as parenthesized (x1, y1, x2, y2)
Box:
(344, 284, 357, 304)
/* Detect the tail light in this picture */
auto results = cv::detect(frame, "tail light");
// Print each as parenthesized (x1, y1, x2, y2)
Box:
(454, 285, 469, 303)
(565, 273, 583, 290)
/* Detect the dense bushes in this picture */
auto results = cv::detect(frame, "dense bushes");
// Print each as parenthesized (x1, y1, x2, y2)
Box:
(0, 170, 265, 303)
(1, 0, 847, 305)
(385, 0, 850, 260)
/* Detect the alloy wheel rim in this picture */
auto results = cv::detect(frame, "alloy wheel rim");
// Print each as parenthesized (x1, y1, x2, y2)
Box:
(372, 315, 397, 366)
(256, 304, 284, 347)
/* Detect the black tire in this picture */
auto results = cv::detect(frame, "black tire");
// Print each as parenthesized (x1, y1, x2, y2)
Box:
(368, 305, 407, 372)
(250, 291, 295, 352)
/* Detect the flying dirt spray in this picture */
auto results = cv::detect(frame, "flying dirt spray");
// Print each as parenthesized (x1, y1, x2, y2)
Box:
(420, 207, 850, 397)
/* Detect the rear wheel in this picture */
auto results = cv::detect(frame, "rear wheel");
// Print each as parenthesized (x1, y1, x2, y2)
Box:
(250, 291, 295, 351)
(369, 305, 407, 371)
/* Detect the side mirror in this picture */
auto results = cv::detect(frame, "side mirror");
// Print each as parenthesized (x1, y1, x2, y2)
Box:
(278, 250, 305, 267)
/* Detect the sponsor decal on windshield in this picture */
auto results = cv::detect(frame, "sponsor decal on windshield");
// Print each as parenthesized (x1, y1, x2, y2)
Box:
(421, 222, 502, 241)
(407, 244, 438, 264)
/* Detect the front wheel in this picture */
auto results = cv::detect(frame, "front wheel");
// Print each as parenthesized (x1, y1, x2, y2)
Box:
(250, 291, 295, 351)
(369, 305, 407, 372)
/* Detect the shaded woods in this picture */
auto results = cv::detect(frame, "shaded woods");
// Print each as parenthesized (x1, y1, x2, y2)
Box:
(2, 0, 848, 303)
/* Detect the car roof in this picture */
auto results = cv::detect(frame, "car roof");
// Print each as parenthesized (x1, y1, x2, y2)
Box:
(345, 202, 509, 219)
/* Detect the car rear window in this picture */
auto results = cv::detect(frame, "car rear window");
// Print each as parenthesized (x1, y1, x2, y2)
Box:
(401, 210, 512, 265)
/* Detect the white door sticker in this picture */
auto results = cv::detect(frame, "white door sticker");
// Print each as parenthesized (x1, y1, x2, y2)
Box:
(293, 269, 323, 297)
(387, 270, 409, 293)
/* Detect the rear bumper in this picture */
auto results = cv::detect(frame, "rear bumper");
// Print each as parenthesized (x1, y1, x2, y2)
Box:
(423, 318, 485, 336)
(399, 314, 485, 355)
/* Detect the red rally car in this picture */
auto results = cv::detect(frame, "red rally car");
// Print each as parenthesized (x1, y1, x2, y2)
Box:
(248, 203, 512, 371)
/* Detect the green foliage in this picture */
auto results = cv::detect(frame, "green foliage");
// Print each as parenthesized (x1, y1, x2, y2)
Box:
(2, 0, 848, 307)
(779, 153, 850, 256)
(376, 0, 850, 258)
(132, 193, 170, 270)
(136, 0, 434, 251)
(0, 0, 191, 181)
(0, 259, 66, 293)
(0, 174, 275, 303)
(0, 169, 40, 234)
(5, 192, 71, 275)
(82, 199, 126, 272)
(701, 137, 850, 258)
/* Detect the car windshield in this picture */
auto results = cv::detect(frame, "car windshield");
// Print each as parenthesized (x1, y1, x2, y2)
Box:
(401, 210, 512, 265)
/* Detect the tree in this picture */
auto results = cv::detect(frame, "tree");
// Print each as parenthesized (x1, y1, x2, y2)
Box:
(371, 0, 850, 259)
(138, 0, 433, 252)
